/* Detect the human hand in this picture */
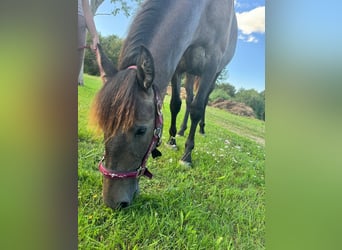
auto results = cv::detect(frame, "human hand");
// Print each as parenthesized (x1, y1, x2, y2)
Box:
(91, 35, 99, 51)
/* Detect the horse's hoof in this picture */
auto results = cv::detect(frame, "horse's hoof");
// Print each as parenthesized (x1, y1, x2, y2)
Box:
(166, 143, 178, 150)
(179, 160, 192, 167)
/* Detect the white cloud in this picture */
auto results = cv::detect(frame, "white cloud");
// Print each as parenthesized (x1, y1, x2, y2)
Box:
(238, 34, 258, 43)
(236, 6, 265, 42)
(246, 35, 258, 43)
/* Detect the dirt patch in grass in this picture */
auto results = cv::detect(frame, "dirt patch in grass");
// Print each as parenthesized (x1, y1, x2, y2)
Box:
(209, 99, 256, 118)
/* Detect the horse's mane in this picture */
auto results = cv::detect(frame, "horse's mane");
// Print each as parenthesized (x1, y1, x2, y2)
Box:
(91, 1, 171, 138)
(91, 69, 139, 139)
(118, 0, 171, 69)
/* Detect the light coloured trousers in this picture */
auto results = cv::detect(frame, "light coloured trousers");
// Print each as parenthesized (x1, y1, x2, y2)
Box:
(78, 14, 86, 85)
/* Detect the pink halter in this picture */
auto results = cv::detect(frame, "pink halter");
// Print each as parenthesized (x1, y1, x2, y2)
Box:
(98, 80, 163, 180)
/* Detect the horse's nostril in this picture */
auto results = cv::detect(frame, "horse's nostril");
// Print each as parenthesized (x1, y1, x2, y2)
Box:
(120, 202, 129, 208)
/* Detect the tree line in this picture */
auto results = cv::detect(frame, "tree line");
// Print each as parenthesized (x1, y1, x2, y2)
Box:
(83, 34, 265, 120)
(209, 82, 265, 120)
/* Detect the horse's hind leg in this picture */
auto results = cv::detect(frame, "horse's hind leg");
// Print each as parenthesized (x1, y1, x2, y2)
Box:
(167, 72, 182, 149)
(178, 73, 195, 136)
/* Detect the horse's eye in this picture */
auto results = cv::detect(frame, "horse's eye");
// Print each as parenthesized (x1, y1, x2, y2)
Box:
(135, 127, 147, 136)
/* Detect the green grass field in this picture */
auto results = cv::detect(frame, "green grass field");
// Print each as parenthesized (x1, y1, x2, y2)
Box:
(78, 74, 265, 249)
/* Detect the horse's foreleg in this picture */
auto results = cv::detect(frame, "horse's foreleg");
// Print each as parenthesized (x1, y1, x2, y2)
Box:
(178, 108, 190, 137)
(180, 69, 218, 165)
(167, 73, 182, 149)
(199, 76, 216, 135)
(198, 115, 206, 135)
(180, 98, 202, 165)
(198, 95, 208, 135)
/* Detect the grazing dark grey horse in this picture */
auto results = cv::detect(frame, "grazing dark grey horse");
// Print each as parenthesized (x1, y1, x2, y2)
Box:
(92, 0, 238, 209)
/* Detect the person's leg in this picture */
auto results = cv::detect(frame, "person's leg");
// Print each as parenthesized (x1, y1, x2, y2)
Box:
(78, 14, 86, 85)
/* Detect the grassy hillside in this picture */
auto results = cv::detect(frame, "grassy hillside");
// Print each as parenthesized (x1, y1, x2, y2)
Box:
(78, 74, 265, 249)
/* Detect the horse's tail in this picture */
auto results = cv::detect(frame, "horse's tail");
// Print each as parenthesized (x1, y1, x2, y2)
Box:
(193, 76, 200, 93)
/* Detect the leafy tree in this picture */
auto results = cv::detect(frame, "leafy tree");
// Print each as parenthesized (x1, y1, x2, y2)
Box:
(235, 88, 265, 120)
(99, 34, 123, 68)
(215, 82, 236, 97)
(216, 67, 229, 84)
(209, 82, 236, 102)
(209, 88, 231, 102)
(84, 34, 123, 75)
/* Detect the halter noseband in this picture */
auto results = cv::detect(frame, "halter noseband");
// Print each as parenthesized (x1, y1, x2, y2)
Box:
(98, 68, 163, 180)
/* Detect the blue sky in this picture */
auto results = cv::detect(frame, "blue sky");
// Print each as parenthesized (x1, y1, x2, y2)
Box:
(94, 0, 265, 92)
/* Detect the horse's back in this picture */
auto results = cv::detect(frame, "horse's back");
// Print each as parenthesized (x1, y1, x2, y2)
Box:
(179, 0, 237, 76)
(123, 0, 237, 89)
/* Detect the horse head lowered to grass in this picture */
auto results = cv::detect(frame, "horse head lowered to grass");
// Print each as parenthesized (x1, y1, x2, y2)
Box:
(91, 0, 237, 209)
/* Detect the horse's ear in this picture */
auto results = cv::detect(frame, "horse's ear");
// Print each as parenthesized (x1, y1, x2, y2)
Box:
(96, 44, 117, 79)
(137, 46, 154, 90)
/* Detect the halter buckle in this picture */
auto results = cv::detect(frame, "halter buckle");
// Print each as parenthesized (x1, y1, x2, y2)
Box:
(154, 127, 162, 138)
(136, 166, 145, 177)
